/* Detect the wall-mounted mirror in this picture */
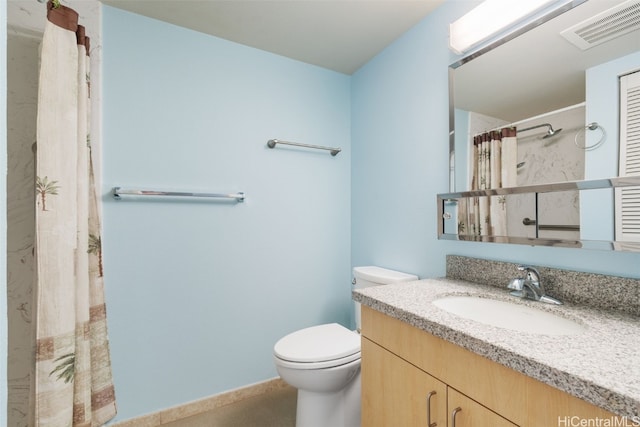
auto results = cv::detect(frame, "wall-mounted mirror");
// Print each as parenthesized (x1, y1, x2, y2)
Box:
(451, 0, 640, 191)
(442, 0, 640, 251)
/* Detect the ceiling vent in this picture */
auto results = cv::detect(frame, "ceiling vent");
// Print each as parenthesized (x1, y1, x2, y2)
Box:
(560, 0, 640, 50)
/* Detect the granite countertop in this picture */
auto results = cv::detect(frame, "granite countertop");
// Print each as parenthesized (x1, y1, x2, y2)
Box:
(353, 278, 640, 418)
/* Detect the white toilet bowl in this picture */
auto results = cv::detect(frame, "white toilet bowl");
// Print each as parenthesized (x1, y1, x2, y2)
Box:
(273, 323, 361, 427)
(273, 266, 419, 427)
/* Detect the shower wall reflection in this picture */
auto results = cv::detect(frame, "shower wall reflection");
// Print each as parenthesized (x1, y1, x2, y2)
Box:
(512, 105, 585, 241)
(460, 104, 585, 240)
(515, 105, 585, 186)
(464, 104, 587, 187)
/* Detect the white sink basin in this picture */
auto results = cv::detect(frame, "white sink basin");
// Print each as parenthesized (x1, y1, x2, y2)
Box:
(432, 296, 586, 335)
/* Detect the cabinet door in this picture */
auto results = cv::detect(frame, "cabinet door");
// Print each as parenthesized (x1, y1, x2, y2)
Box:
(362, 337, 447, 427)
(448, 388, 518, 427)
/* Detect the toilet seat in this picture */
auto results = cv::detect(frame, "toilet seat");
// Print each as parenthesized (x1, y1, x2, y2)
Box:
(274, 352, 361, 370)
(274, 323, 361, 370)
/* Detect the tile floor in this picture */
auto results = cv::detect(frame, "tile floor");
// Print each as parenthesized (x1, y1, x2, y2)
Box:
(160, 385, 297, 427)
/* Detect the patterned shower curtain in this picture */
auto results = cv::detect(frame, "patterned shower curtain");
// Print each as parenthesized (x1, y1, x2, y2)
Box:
(32, 1, 116, 425)
(459, 127, 517, 237)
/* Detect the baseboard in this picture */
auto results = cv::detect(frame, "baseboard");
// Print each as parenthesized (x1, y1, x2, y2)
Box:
(111, 377, 289, 426)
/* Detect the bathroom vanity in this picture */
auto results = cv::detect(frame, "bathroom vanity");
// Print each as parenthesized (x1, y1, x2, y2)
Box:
(354, 275, 639, 426)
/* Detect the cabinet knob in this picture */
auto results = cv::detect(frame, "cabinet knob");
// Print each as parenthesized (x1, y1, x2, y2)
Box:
(451, 407, 462, 427)
(426, 391, 437, 427)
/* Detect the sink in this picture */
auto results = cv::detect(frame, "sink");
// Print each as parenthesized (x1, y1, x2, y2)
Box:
(432, 296, 586, 335)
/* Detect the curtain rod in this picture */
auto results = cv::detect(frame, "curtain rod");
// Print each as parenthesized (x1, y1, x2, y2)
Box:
(484, 102, 586, 133)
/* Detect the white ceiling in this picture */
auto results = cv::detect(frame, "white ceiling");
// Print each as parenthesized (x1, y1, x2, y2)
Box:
(100, 0, 446, 75)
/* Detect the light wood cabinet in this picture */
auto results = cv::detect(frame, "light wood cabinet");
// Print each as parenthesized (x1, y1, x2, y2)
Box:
(360, 306, 620, 426)
(447, 388, 517, 427)
(362, 337, 515, 426)
(362, 338, 447, 427)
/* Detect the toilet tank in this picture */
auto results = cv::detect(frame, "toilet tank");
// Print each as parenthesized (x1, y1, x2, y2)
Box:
(352, 266, 418, 331)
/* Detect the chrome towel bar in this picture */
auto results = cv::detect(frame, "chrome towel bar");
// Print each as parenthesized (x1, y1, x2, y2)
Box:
(267, 139, 341, 156)
(112, 187, 245, 202)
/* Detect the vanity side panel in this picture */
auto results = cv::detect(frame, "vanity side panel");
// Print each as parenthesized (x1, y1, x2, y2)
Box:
(525, 377, 625, 426)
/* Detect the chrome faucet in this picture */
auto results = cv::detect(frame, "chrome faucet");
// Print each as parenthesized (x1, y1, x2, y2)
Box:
(507, 265, 562, 305)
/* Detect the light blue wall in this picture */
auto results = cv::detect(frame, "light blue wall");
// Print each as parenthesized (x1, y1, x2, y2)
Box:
(351, 1, 640, 280)
(102, 6, 351, 421)
(1, 1, 7, 425)
(582, 51, 640, 241)
(585, 50, 640, 180)
(351, 2, 452, 278)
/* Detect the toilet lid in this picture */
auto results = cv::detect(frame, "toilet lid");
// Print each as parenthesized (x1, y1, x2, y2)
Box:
(274, 323, 360, 363)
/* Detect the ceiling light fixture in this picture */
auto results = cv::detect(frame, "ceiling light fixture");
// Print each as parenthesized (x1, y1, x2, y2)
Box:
(449, 0, 560, 54)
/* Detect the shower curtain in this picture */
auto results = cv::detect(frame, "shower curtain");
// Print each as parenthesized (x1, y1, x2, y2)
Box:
(459, 127, 517, 237)
(32, 1, 116, 425)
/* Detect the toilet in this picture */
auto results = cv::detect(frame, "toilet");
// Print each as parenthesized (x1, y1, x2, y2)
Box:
(273, 266, 418, 427)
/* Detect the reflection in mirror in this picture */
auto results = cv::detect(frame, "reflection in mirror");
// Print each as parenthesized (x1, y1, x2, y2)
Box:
(451, 0, 640, 193)
(537, 190, 580, 240)
(453, 193, 534, 239)
(447, 191, 582, 241)
(437, 176, 640, 252)
(444, 0, 640, 250)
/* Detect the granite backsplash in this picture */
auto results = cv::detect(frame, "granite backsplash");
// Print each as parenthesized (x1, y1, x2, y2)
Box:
(446, 255, 640, 316)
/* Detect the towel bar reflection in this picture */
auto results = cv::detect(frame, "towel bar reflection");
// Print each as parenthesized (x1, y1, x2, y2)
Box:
(112, 187, 245, 202)
(267, 139, 341, 156)
(522, 217, 579, 231)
